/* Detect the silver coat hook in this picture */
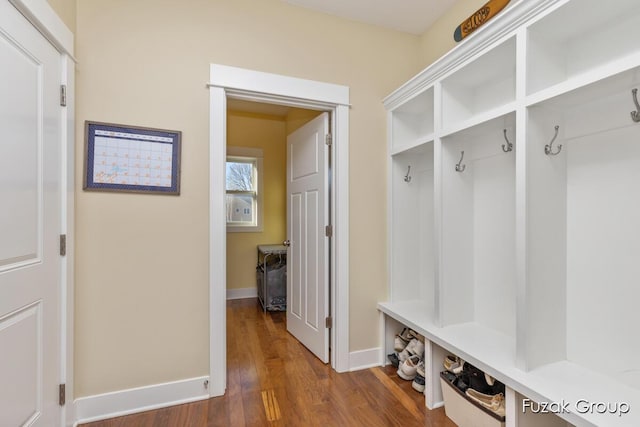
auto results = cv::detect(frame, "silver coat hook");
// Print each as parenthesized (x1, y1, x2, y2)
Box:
(631, 88, 640, 122)
(544, 125, 562, 156)
(502, 128, 513, 153)
(404, 165, 411, 183)
(455, 151, 466, 172)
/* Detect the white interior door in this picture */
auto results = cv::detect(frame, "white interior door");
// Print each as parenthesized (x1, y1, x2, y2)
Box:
(0, 2, 62, 425)
(286, 112, 330, 363)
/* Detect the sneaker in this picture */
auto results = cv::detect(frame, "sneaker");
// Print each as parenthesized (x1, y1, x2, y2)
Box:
(412, 360, 426, 393)
(399, 327, 414, 342)
(394, 328, 413, 351)
(408, 329, 425, 342)
(465, 389, 505, 418)
(397, 354, 421, 381)
(444, 355, 457, 371)
(387, 352, 399, 368)
(444, 355, 464, 374)
(405, 338, 425, 358)
(394, 335, 409, 352)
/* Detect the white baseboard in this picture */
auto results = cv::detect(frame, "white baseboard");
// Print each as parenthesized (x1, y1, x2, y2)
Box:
(349, 347, 382, 371)
(226, 287, 257, 300)
(73, 376, 210, 426)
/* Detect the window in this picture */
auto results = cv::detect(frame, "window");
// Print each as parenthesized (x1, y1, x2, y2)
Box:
(226, 147, 263, 232)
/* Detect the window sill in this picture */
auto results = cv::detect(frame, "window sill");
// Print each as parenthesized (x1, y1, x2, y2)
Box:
(227, 224, 263, 233)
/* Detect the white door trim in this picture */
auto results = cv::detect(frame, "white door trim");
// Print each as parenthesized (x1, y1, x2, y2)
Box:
(7, 1, 75, 425)
(9, 0, 74, 57)
(208, 64, 350, 396)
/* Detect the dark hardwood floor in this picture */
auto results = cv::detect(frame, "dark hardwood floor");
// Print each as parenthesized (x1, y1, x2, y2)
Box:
(80, 298, 455, 426)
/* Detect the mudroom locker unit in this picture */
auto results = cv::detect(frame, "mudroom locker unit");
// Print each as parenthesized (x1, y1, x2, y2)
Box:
(379, 0, 640, 426)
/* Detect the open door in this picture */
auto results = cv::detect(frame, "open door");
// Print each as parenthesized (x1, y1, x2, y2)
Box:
(286, 112, 330, 363)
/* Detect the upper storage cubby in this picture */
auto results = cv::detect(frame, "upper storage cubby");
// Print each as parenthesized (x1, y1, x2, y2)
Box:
(390, 87, 434, 154)
(389, 142, 435, 318)
(526, 0, 640, 97)
(441, 37, 516, 133)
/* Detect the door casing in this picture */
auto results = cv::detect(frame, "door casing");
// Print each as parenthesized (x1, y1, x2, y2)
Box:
(208, 64, 350, 396)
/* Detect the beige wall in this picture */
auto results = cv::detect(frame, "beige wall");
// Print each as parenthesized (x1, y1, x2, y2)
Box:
(419, 0, 488, 67)
(47, 0, 76, 34)
(75, 0, 420, 397)
(226, 111, 287, 291)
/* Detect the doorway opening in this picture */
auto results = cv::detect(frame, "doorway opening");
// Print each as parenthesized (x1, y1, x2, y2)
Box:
(225, 99, 329, 359)
(209, 64, 350, 396)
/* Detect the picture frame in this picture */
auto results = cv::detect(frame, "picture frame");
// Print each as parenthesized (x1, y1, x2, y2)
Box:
(84, 121, 182, 195)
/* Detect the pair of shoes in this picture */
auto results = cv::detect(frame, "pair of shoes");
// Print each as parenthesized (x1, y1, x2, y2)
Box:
(444, 355, 464, 374)
(465, 389, 505, 418)
(397, 354, 421, 381)
(412, 360, 426, 393)
(387, 352, 399, 368)
(399, 338, 425, 362)
(393, 327, 415, 351)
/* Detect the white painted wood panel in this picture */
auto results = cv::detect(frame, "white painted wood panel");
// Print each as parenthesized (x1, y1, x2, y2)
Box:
(290, 192, 302, 318)
(286, 112, 329, 363)
(0, 2, 62, 425)
(566, 125, 640, 390)
(390, 144, 435, 313)
(0, 29, 39, 268)
(0, 303, 40, 426)
(473, 151, 516, 338)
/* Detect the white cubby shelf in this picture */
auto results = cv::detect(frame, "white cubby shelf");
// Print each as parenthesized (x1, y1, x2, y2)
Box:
(389, 87, 434, 153)
(381, 0, 640, 426)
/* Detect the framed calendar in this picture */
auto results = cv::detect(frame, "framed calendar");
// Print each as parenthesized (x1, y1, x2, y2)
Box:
(84, 121, 181, 195)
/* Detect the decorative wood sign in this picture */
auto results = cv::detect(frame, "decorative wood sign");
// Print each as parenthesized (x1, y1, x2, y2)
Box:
(454, 0, 511, 42)
(84, 121, 181, 195)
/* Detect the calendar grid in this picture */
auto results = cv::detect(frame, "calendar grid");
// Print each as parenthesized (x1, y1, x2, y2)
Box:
(84, 122, 181, 194)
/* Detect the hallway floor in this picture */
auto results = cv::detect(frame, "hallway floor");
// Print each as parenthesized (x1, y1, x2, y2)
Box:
(80, 298, 455, 426)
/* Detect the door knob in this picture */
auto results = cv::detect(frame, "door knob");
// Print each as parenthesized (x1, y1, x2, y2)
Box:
(283, 240, 291, 247)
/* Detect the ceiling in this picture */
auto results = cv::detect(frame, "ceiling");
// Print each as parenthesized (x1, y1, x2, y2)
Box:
(282, 0, 459, 35)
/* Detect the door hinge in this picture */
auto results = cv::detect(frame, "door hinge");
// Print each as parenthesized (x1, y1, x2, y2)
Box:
(59, 234, 66, 256)
(325, 133, 332, 146)
(60, 85, 67, 107)
(325, 225, 333, 237)
(59, 384, 66, 406)
(325, 316, 333, 329)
